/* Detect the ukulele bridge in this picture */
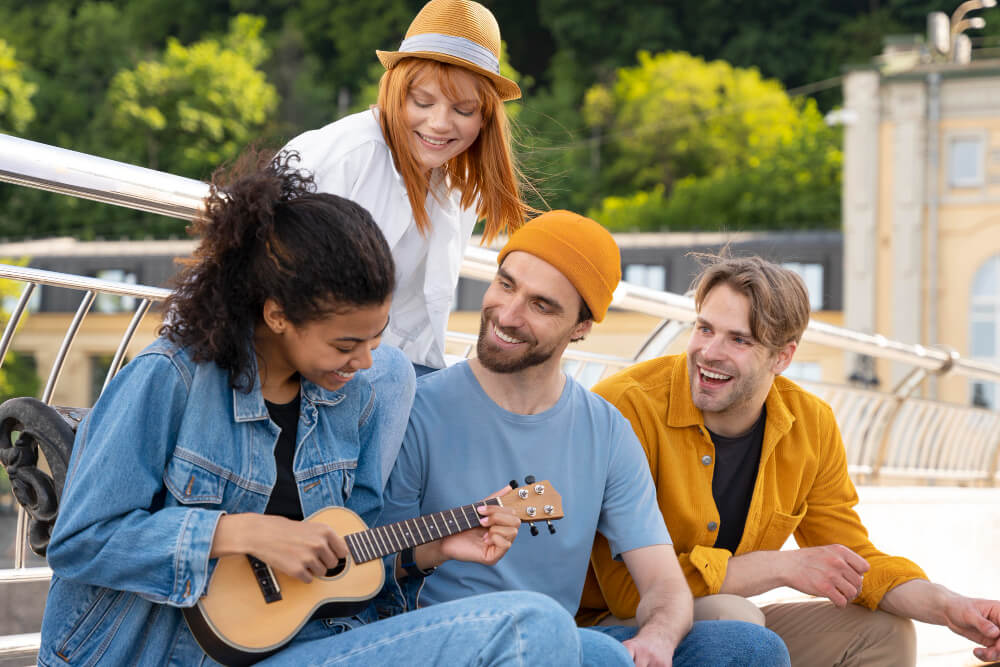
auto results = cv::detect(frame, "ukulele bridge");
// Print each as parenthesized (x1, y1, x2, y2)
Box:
(247, 555, 282, 603)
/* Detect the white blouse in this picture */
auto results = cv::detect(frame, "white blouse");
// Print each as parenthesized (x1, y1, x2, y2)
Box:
(283, 109, 479, 369)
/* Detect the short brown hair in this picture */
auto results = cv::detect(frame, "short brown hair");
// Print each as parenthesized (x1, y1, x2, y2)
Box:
(691, 254, 810, 352)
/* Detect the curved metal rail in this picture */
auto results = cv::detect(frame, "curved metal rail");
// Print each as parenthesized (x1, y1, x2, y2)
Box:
(2, 104, 1000, 663)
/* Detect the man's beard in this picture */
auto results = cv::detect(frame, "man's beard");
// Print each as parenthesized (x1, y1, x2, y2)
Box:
(476, 314, 556, 374)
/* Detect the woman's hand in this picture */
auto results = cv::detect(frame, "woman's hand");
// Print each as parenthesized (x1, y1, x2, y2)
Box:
(211, 513, 348, 583)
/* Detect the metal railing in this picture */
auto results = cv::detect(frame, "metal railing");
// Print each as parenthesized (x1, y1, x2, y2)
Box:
(3, 132, 1000, 658)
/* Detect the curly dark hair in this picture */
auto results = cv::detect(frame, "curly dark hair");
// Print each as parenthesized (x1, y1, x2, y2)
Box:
(160, 149, 395, 391)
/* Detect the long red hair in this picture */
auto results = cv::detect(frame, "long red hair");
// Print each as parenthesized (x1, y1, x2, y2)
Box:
(376, 58, 530, 244)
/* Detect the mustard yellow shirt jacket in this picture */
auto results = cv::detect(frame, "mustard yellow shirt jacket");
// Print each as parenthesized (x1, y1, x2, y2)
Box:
(577, 354, 926, 625)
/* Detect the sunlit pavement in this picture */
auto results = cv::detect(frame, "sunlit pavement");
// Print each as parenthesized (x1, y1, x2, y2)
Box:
(750, 486, 1000, 666)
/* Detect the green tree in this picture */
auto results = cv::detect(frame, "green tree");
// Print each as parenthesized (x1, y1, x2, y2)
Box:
(0, 40, 37, 134)
(585, 51, 841, 231)
(103, 14, 279, 177)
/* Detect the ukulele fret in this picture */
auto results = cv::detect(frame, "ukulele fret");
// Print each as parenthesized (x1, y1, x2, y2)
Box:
(372, 525, 391, 557)
(348, 498, 506, 564)
(346, 533, 367, 564)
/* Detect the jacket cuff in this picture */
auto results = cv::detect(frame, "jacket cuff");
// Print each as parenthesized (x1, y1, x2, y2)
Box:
(168, 509, 224, 607)
(688, 544, 732, 595)
(856, 557, 928, 610)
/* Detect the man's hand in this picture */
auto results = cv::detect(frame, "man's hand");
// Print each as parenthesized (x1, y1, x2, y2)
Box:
(407, 488, 521, 574)
(620, 544, 693, 667)
(784, 544, 870, 606)
(942, 595, 1000, 662)
(211, 513, 348, 583)
(623, 629, 676, 667)
(880, 579, 1000, 662)
(437, 500, 521, 565)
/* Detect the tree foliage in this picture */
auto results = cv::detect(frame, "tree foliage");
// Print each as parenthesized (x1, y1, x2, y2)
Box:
(0, 0, 987, 238)
(0, 40, 36, 134)
(103, 14, 278, 177)
(586, 52, 841, 231)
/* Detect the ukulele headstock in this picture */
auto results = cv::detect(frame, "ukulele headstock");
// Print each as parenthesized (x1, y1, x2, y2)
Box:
(501, 477, 563, 535)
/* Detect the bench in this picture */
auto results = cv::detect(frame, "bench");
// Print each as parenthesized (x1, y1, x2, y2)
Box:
(0, 397, 88, 559)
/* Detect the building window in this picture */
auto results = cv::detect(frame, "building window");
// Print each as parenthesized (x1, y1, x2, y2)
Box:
(948, 137, 985, 188)
(781, 262, 824, 311)
(970, 255, 1000, 410)
(624, 264, 666, 291)
(93, 269, 138, 314)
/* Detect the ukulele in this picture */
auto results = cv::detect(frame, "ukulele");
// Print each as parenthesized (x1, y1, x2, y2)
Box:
(183, 479, 564, 666)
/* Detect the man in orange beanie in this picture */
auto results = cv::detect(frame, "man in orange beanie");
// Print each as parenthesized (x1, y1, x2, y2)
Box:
(379, 210, 790, 665)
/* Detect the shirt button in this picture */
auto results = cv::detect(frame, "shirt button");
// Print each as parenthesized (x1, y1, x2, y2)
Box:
(707, 521, 718, 531)
(701, 455, 712, 465)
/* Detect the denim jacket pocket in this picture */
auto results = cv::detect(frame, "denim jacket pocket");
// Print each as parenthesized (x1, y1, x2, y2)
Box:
(759, 503, 807, 551)
(163, 451, 225, 505)
(53, 586, 134, 665)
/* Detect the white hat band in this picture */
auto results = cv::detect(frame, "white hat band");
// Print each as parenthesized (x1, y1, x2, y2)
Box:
(398, 32, 500, 74)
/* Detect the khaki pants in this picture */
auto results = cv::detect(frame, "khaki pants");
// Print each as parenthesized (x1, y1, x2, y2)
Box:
(598, 595, 916, 666)
(695, 595, 916, 667)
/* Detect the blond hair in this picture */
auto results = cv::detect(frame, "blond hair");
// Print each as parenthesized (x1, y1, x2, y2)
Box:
(376, 58, 529, 244)
(692, 254, 810, 352)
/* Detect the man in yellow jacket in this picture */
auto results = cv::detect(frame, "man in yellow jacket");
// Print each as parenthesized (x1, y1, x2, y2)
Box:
(578, 254, 1000, 665)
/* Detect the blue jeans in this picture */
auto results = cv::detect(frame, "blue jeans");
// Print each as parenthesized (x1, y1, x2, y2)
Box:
(580, 621, 791, 666)
(259, 591, 581, 666)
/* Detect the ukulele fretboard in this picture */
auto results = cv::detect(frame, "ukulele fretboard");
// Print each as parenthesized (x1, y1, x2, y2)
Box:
(345, 498, 502, 564)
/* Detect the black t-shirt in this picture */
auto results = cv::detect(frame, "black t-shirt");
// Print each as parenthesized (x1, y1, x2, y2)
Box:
(708, 407, 766, 554)
(264, 392, 304, 521)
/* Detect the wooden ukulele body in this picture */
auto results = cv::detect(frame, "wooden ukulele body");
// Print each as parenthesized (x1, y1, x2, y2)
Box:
(183, 506, 383, 665)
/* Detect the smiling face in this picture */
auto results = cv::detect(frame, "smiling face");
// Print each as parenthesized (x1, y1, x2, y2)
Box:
(686, 283, 794, 436)
(476, 251, 591, 374)
(404, 67, 484, 174)
(261, 298, 391, 395)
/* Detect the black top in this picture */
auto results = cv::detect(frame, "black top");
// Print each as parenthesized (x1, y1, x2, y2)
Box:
(264, 391, 303, 521)
(708, 407, 766, 554)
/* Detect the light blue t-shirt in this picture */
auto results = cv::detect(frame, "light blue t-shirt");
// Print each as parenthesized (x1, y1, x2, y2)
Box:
(381, 361, 671, 615)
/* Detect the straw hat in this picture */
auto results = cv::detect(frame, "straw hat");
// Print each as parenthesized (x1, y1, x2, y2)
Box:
(376, 0, 521, 101)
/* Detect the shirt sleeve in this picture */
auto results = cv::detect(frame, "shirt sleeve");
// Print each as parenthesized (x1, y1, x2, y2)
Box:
(587, 379, 726, 620)
(596, 412, 671, 560)
(46, 353, 223, 607)
(794, 408, 927, 609)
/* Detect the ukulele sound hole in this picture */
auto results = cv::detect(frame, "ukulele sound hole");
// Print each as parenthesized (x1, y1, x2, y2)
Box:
(325, 559, 346, 577)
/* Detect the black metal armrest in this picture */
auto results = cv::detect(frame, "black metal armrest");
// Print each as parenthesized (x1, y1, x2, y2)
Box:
(0, 397, 89, 556)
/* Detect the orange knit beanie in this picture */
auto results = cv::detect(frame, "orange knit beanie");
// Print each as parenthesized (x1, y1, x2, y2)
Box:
(497, 210, 621, 322)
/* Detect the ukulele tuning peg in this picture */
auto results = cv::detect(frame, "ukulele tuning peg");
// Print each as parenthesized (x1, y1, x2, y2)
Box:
(509, 479, 519, 490)
(547, 521, 556, 535)
(524, 475, 536, 485)
(529, 522, 539, 536)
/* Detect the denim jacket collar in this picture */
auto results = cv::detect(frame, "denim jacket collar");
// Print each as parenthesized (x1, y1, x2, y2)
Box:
(231, 351, 349, 422)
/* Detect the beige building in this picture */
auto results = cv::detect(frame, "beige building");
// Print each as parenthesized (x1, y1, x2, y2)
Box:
(843, 57, 1000, 407)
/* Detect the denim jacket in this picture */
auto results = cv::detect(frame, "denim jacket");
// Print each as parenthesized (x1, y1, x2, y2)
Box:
(39, 337, 415, 666)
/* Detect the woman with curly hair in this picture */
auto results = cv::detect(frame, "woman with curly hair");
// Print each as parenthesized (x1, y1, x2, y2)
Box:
(37, 151, 580, 665)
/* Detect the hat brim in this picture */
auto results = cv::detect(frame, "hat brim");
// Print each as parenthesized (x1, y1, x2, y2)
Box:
(377, 50, 522, 102)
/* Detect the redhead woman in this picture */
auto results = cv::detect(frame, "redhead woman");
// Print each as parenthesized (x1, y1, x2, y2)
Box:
(283, 0, 529, 376)
(38, 152, 580, 666)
